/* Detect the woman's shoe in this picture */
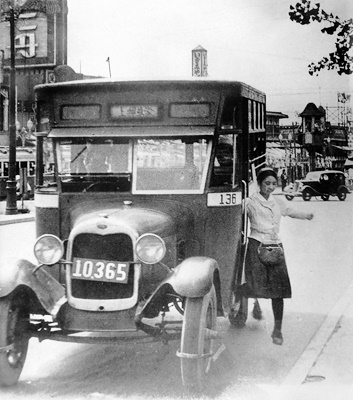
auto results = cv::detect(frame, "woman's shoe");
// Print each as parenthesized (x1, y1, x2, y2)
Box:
(271, 329, 283, 345)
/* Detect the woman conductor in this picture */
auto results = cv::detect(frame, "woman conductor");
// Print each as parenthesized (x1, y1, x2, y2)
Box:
(244, 167, 314, 345)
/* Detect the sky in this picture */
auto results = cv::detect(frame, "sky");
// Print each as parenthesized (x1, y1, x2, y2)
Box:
(67, 0, 352, 123)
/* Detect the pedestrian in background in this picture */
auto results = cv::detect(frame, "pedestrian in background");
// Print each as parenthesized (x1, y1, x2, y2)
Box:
(348, 168, 353, 186)
(280, 170, 287, 191)
(243, 167, 314, 345)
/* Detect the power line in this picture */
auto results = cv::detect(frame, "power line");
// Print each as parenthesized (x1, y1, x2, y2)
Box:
(269, 90, 353, 96)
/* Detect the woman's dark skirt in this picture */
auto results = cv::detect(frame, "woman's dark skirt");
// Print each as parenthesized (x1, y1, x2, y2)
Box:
(242, 238, 292, 299)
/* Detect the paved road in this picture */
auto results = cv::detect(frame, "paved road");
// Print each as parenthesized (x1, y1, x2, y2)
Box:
(0, 194, 352, 400)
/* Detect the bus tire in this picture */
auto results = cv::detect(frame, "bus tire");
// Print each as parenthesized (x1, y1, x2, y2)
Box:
(0, 293, 30, 387)
(180, 286, 217, 393)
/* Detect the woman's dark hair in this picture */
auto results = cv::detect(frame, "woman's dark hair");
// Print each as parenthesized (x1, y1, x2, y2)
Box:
(257, 167, 277, 184)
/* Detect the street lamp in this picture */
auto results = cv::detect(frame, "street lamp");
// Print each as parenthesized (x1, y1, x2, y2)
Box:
(288, 131, 299, 180)
(324, 136, 332, 169)
(279, 132, 297, 181)
(1, 0, 22, 214)
(278, 133, 288, 175)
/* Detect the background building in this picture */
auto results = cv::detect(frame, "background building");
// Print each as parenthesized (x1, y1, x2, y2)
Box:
(0, 0, 94, 147)
(266, 102, 350, 182)
(0, 0, 93, 200)
(299, 102, 348, 171)
(266, 110, 308, 181)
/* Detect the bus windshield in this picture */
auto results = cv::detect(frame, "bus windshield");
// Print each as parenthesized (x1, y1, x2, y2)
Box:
(134, 137, 210, 193)
(58, 138, 131, 175)
(56, 136, 211, 193)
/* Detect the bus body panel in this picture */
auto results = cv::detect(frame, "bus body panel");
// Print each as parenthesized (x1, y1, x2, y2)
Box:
(32, 79, 266, 315)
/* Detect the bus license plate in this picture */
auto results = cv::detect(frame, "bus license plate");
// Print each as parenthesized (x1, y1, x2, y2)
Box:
(207, 192, 241, 207)
(71, 258, 129, 284)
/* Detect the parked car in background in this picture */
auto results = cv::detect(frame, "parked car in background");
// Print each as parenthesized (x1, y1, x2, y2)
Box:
(284, 170, 350, 201)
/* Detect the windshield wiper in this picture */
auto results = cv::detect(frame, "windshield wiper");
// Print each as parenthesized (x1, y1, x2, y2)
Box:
(71, 146, 87, 164)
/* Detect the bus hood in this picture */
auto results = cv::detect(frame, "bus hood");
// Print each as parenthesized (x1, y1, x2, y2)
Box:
(67, 199, 194, 239)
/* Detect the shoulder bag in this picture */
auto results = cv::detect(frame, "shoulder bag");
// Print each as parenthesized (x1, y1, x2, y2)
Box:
(257, 242, 284, 266)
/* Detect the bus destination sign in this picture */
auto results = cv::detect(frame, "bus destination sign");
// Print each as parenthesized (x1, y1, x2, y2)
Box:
(111, 105, 159, 119)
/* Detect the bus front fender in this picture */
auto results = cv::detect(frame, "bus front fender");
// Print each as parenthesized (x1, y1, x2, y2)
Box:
(0, 257, 67, 318)
(169, 256, 218, 298)
(135, 256, 218, 322)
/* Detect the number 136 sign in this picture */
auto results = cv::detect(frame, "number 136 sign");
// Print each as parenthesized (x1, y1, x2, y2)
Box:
(207, 192, 241, 207)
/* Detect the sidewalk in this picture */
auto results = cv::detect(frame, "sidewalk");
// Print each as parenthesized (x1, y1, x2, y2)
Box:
(278, 280, 353, 400)
(0, 199, 35, 225)
(297, 297, 353, 398)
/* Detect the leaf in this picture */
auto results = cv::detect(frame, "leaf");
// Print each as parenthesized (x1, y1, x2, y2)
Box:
(289, 0, 353, 75)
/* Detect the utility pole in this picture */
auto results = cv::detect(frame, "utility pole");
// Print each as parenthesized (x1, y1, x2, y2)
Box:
(293, 123, 297, 180)
(5, 6, 18, 215)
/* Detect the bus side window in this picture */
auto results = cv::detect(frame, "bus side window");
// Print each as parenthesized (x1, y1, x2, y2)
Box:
(210, 134, 238, 188)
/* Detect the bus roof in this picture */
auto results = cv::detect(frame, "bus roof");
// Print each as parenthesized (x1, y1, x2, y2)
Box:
(34, 77, 265, 97)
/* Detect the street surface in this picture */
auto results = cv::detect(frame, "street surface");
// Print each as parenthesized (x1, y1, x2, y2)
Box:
(0, 194, 352, 400)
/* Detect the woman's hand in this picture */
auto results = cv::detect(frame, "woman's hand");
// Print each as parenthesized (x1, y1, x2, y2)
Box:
(306, 213, 314, 220)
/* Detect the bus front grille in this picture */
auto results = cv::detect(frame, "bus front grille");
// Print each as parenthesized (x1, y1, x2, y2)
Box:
(71, 233, 134, 300)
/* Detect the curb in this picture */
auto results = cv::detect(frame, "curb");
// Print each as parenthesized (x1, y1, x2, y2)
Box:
(0, 215, 35, 226)
(0, 200, 35, 225)
(280, 279, 353, 393)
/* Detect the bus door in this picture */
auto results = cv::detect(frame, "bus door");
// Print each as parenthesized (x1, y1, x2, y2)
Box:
(205, 132, 243, 309)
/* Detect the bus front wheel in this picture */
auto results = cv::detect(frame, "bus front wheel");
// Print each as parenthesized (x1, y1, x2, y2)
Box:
(179, 286, 217, 393)
(0, 293, 30, 387)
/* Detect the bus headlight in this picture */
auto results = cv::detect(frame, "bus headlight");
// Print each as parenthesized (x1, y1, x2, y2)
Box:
(136, 234, 166, 264)
(34, 234, 64, 265)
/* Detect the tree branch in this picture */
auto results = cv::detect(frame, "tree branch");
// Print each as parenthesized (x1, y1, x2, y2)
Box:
(289, 1, 353, 75)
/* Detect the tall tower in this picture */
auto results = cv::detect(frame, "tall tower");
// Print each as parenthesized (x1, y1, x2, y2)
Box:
(192, 45, 208, 77)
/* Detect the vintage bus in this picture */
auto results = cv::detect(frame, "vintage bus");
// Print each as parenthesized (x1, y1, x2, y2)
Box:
(0, 79, 266, 391)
